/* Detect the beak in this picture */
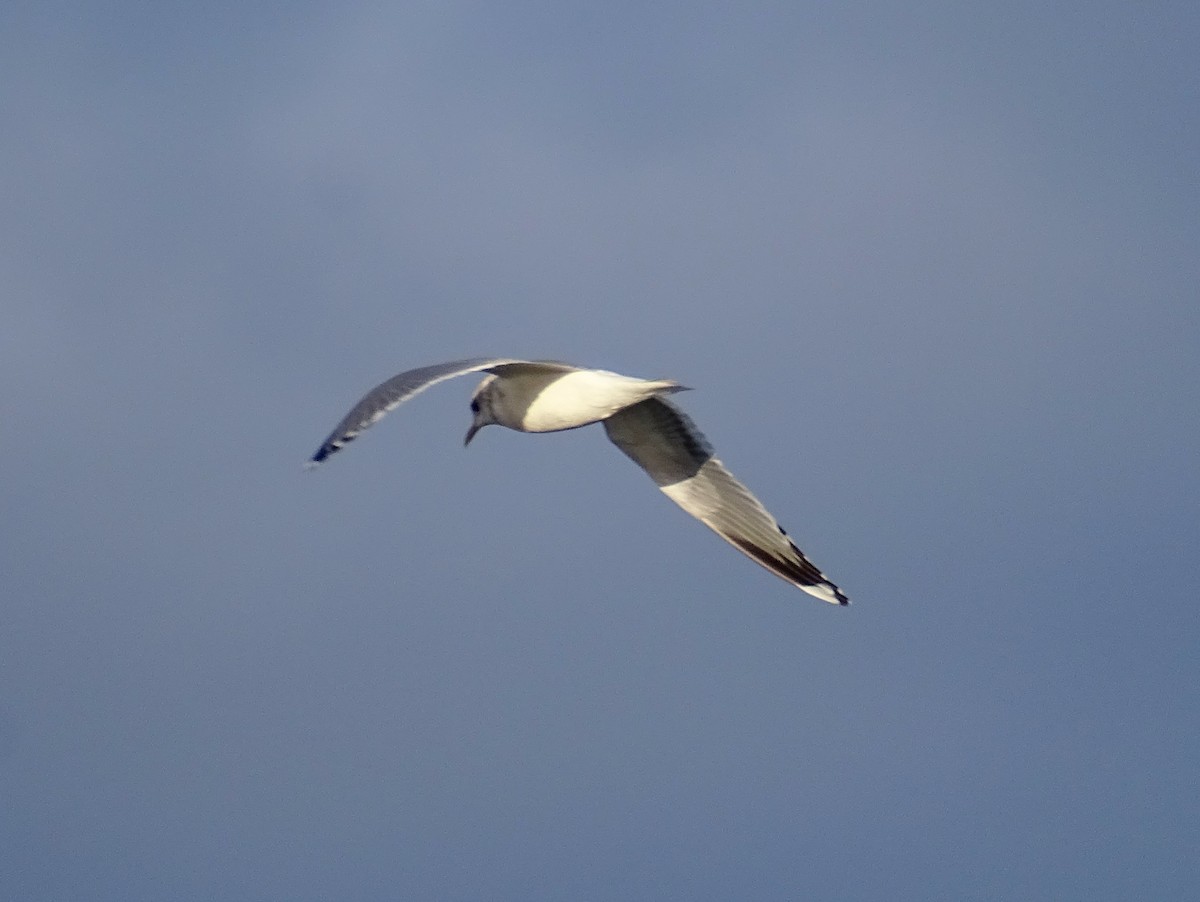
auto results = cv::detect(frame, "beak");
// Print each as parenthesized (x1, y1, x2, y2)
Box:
(464, 421, 482, 446)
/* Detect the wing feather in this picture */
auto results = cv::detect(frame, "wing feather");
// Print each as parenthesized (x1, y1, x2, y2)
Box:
(604, 398, 848, 605)
(308, 357, 576, 465)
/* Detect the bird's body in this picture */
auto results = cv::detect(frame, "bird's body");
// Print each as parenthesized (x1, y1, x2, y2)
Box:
(473, 366, 687, 434)
(308, 358, 849, 605)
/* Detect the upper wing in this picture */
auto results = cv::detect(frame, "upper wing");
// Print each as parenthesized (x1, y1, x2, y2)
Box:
(603, 397, 849, 605)
(308, 357, 574, 466)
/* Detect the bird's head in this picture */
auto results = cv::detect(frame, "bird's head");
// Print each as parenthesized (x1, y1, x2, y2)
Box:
(464, 376, 500, 446)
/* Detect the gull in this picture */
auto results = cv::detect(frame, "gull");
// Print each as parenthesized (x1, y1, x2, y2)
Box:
(308, 358, 849, 605)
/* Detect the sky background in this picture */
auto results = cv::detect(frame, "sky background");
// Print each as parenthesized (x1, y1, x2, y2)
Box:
(3, 2, 1198, 899)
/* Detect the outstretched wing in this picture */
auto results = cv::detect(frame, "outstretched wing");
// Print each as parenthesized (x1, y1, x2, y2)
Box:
(307, 357, 564, 465)
(603, 397, 849, 605)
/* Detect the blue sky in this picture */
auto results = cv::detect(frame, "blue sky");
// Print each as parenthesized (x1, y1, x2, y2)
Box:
(3, 3, 1198, 899)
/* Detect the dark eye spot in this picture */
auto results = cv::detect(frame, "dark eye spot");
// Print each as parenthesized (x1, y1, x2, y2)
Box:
(470, 399, 480, 413)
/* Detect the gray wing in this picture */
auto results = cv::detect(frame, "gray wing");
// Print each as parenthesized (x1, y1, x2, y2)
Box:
(603, 397, 849, 605)
(308, 357, 572, 466)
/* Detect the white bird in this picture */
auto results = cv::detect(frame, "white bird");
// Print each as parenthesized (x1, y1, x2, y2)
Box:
(308, 358, 849, 605)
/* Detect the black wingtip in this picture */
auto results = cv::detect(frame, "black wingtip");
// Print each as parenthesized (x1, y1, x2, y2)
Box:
(818, 578, 850, 606)
(306, 445, 332, 469)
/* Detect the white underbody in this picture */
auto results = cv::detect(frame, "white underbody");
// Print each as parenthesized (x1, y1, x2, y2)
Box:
(487, 369, 680, 433)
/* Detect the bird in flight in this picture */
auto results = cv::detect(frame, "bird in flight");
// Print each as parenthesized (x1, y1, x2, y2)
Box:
(308, 358, 849, 605)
